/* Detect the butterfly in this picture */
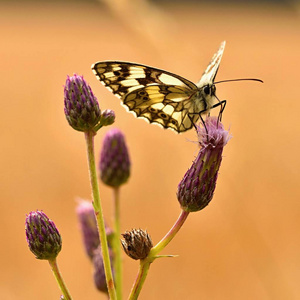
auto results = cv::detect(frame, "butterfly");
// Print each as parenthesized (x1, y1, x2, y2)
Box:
(91, 41, 226, 133)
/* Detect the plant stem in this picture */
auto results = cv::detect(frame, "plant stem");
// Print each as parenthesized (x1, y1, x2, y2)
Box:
(113, 187, 122, 299)
(84, 131, 117, 300)
(128, 257, 151, 300)
(128, 210, 189, 300)
(48, 258, 72, 300)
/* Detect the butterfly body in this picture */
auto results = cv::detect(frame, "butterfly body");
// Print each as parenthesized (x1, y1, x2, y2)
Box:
(92, 41, 225, 132)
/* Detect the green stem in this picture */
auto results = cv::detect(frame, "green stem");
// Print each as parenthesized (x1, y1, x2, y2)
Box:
(128, 210, 189, 300)
(84, 131, 117, 300)
(48, 258, 72, 300)
(113, 187, 122, 299)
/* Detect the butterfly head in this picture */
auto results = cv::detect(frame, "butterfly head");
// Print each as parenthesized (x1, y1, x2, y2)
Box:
(203, 84, 216, 97)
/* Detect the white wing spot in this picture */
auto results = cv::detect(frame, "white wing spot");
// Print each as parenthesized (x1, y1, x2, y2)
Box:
(163, 105, 175, 115)
(158, 73, 184, 85)
(127, 86, 144, 93)
(151, 103, 164, 110)
(105, 72, 115, 78)
(120, 79, 140, 86)
(172, 111, 182, 123)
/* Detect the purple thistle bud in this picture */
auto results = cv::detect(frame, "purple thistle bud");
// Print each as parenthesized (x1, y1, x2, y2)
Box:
(99, 128, 130, 187)
(99, 109, 116, 127)
(25, 210, 62, 260)
(121, 229, 153, 260)
(92, 247, 114, 293)
(76, 199, 113, 259)
(177, 117, 231, 212)
(64, 74, 101, 132)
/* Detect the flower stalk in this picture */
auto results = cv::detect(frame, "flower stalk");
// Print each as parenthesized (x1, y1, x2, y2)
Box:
(128, 210, 189, 300)
(127, 116, 230, 299)
(48, 258, 72, 300)
(84, 130, 117, 300)
(113, 187, 123, 299)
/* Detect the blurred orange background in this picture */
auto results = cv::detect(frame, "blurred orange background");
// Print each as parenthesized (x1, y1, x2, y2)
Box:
(1, 1, 300, 299)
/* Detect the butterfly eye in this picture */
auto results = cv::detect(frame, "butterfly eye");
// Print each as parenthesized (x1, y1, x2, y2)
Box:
(204, 85, 211, 95)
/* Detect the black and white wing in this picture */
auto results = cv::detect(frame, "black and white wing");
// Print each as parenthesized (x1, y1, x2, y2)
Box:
(92, 61, 201, 132)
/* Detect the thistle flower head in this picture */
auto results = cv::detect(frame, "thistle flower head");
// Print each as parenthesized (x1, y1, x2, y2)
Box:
(121, 229, 153, 260)
(99, 109, 116, 127)
(25, 210, 62, 260)
(92, 247, 114, 293)
(64, 74, 101, 132)
(76, 199, 113, 259)
(177, 117, 231, 212)
(99, 128, 130, 187)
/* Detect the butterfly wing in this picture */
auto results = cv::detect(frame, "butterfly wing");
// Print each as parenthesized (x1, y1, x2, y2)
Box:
(197, 41, 226, 88)
(92, 61, 200, 132)
(122, 84, 201, 132)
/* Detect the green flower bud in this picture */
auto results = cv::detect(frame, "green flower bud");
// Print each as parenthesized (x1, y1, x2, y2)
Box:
(99, 128, 130, 187)
(64, 74, 101, 132)
(177, 117, 231, 212)
(25, 210, 62, 260)
(99, 109, 115, 127)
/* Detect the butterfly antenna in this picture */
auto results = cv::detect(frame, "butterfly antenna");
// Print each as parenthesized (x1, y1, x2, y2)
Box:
(214, 78, 263, 84)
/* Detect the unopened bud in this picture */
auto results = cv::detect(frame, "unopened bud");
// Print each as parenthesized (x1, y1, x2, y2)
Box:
(25, 210, 62, 260)
(177, 117, 231, 212)
(121, 229, 153, 260)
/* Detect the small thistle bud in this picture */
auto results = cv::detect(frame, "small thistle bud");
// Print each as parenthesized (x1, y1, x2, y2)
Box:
(76, 199, 113, 259)
(100, 109, 116, 127)
(92, 247, 114, 293)
(121, 229, 153, 260)
(177, 117, 231, 212)
(64, 74, 101, 132)
(25, 210, 62, 260)
(99, 128, 130, 187)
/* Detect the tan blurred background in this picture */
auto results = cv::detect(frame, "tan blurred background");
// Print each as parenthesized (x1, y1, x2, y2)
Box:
(1, 0, 300, 299)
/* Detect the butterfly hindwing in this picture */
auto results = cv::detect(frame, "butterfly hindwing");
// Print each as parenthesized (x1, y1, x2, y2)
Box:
(123, 84, 199, 132)
(92, 41, 225, 132)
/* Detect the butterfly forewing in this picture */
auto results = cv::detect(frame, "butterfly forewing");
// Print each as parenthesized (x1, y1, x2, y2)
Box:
(197, 41, 226, 87)
(92, 41, 225, 132)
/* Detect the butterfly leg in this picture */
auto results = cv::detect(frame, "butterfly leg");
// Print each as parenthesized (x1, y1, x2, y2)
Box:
(211, 100, 227, 126)
(188, 114, 198, 131)
(199, 113, 209, 136)
(188, 112, 209, 136)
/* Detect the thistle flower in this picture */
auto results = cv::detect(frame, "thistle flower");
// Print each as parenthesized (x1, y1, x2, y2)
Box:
(64, 74, 101, 132)
(76, 199, 113, 259)
(92, 247, 114, 293)
(25, 210, 62, 260)
(121, 229, 153, 260)
(99, 128, 130, 187)
(177, 117, 231, 212)
(99, 109, 116, 127)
